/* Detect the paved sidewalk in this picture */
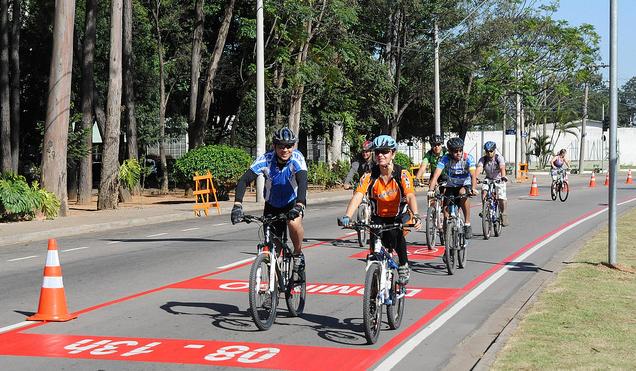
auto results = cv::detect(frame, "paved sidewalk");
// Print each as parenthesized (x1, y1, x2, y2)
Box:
(0, 189, 354, 246)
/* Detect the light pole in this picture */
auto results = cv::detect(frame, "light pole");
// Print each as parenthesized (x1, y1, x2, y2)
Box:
(255, 0, 265, 202)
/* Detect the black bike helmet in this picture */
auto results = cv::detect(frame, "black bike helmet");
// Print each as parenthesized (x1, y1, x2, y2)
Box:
(370, 135, 397, 151)
(362, 140, 373, 151)
(429, 135, 443, 145)
(447, 137, 464, 150)
(484, 141, 496, 152)
(272, 127, 297, 145)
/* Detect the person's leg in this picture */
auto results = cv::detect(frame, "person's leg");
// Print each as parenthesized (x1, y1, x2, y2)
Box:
(498, 183, 508, 226)
(287, 218, 304, 255)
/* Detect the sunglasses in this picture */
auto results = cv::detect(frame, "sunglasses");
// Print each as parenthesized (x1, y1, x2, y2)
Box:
(487, 150, 495, 153)
(375, 149, 392, 155)
(450, 148, 463, 153)
(432, 143, 442, 147)
(277, 144, 294, 149)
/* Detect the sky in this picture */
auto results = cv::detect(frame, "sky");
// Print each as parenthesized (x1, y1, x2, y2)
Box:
(548, 0, 636, 87)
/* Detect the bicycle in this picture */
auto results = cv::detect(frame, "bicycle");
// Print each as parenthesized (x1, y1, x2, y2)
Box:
(550, 168, 569, 202)
(338, 218, 415, 344)
(478, 179, 504, 240)
(355, 194, 372, 247)
(442, 193, 471, 275)
(240, 213, 307, 330)
(425, 185, 444, 250)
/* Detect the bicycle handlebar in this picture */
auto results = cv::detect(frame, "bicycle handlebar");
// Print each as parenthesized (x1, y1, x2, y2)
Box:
(337, 217, 415, 231)
(241, 213, 289, 224)
(477, 178, 506, 184)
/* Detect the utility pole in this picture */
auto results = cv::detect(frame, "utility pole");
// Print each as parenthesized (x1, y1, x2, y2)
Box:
(608, 0, 618, 264)
(255, 0, 265, 202)
(434, 20, 441, 136)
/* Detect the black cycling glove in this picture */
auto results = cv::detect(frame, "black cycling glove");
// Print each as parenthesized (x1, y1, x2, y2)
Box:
(287, 204, 305, 220)
(231, 204, 244, 225)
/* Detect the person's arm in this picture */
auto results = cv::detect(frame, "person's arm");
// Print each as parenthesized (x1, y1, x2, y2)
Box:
(415, 151, 428, 179)
(295, 170, 308, 206)
(428, 167, 442, 192)
(343, 192, 364, 219)
(564, 157, 571, 168)
(550, 156, 558, 169)
(234, 169, 258, 205)
(343, 158, 361, 188)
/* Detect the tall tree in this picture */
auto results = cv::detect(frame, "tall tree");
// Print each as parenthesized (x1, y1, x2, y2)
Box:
(123, 0, 138, 163)
(77, 0, 98, 205)
(98, 0, 123, 210)
(9, 0, 20, 173)
(0, 0, 10, 173)
(193, 0, 235, 149)
(187, 0, 204, 150)
(41, 0, 76, 216)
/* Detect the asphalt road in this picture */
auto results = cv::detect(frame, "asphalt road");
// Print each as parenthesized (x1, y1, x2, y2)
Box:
(1, 175, 635, 370)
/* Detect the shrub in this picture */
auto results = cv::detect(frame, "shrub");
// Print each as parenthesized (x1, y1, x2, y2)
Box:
(394, 152, 412, 170)
(172, 145, 253, 200)
(308, 160, 350, 189)
(119, 158, 141, 192)
(0, 172, 60, 220)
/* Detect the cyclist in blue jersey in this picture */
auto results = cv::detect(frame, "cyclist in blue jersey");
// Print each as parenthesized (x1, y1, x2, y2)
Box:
(427, 137, 478, 238)
(232, 127, 308, 271)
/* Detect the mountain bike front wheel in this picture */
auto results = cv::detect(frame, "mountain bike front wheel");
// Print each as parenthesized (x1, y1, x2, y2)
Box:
(457, 226, 467, 269)
(285, 263, 306, 317)
(386, 256, 405, 330)
(559, 181, 569, 202)
(481, 202, 491, 240)
(425, 206, 437, 249)
(444, 221, 457, 275)
(363, 263, 382, 344)
(248, 253, 278, 330)
(551, 182, 558, 200)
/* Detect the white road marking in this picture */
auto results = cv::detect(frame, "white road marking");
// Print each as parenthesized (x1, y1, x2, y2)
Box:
(184, 344, 205, 349)
(374, 199, 636, 371)
(0, 321, 32, 334)
(7, 255, 38, 262)
(107, 241, 121, 244)
(212, 223, 228, 226)
(146, 233, 167, 238)
(62, 246, 89, 252)
(181, 228, 199, 232)
(217, 257, 256, 270)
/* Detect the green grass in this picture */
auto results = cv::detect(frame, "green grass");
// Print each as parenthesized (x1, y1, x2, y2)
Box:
(490, 208, 636, 370)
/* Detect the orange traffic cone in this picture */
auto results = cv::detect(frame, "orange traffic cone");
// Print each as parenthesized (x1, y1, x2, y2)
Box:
(529, 174, 539, 196)
(604, 171, 610, 186)
(564, 173, 570, 191)
(589, 173, 597, 187)
(27, 239, 78, 322)
(627, 169, 633, 184)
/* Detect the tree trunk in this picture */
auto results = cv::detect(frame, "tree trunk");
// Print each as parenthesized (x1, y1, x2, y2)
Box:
(98, 0, 122, 210)
(0, 0, 10, 173)
(77, 0, 97, 205)
(152, 2, 170, 194)
(123, 0, 137, 163)
(187, 0, 204, 150)
(193, 0, 235, 149)
(9, 0, 19, 173)
(41, 0, 76, 217)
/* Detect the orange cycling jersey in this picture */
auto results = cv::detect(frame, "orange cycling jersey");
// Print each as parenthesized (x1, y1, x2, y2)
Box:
(356, 166, 414, 217)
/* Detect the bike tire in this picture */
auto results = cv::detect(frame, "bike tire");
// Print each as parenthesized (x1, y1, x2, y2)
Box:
(386, 257, 405, 330)
(494, 209, 502, 237)
(357, 203, 370, 247)
(425, 206, 437, 250)
(481, 203, 491, 240)
(444, 221, 456, 275)
(551, 182, 557, 200)
(559, 181, 569, 202)
(285, 261, 306, 317)
(457, 226, 467, 269)
(363, 263, 382, 344)
(248, 253, 278, 330)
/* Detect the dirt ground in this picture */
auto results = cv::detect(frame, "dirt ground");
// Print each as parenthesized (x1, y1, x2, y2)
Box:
(66, 189, 197, 217)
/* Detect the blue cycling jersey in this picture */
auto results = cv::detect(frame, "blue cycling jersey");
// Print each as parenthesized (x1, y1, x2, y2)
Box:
(436, 152, 476, 187)
(250, 149, 308, 208)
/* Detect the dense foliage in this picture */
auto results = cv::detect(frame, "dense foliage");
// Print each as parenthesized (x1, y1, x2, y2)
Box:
(172, 145, 253, 200)
(0, 173, 60, 220)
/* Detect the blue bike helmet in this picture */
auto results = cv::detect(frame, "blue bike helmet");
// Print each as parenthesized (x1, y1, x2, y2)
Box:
(447, 137, 464, 150)
(484, 141, 496, 152)
(370, 135, 397, 151)
(272, 127, 297, 145)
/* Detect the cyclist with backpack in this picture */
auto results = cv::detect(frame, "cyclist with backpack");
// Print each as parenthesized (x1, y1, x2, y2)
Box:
(428, 137, 478, 239)
(476, 141, 509, 227)
(415, 134, 448, 185)
(231, 127, 308, 272)
(343, 140, 375, 190)
(340, 135, 422, 285)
